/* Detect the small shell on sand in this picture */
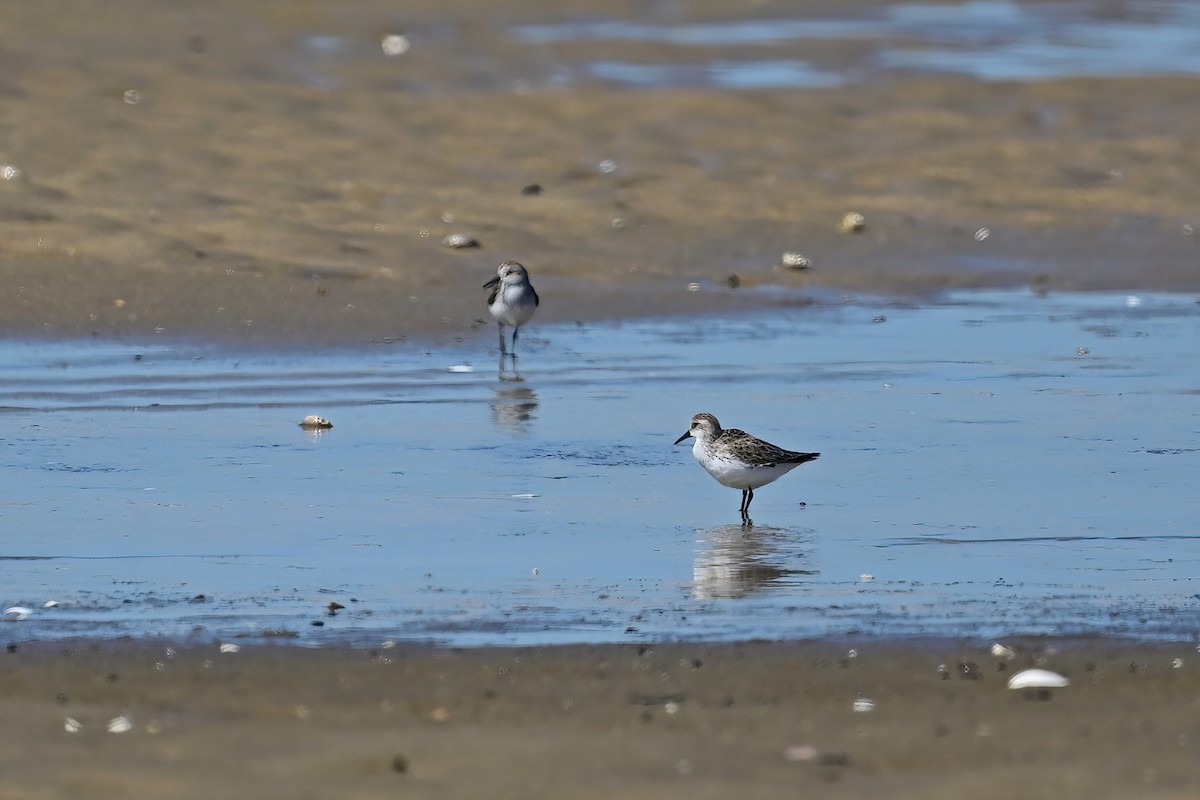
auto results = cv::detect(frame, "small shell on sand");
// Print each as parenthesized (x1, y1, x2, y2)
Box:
(107, 715, 133, 734)
(1007, 668, 1069, 690)
(440, 233, 479, 249)
(300, 415, 333, 430)
(839, 212, 866, 233)
(990, 643, 1017, 660)
(851, 697, 876, 713)
(780, 252, 811, 270)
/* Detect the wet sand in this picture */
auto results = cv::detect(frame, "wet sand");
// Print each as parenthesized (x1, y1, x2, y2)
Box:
(2, 638, 1198, 799)
(1, 1, 1198, 345)
(3, 2, 1200, 796)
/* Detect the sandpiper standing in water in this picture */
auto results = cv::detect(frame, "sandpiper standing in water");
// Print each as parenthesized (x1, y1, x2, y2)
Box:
(675, 412, 819, 521)
(483, 260, 539, 359)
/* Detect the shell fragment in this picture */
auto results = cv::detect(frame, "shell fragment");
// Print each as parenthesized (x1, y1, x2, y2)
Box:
(1007, 668, 1069, 690)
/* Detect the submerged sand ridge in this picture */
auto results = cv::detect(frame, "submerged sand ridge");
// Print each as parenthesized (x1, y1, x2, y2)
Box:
(1, 1, 1198, 343)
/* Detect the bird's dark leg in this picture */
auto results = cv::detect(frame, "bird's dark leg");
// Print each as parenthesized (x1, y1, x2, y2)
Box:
(740, 488, 755, 525)
(511, 325, 520, 358)
(497, 323, 508, 356)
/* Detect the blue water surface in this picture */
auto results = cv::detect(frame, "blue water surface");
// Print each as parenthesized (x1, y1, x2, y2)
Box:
(1, 290, 1197, 646)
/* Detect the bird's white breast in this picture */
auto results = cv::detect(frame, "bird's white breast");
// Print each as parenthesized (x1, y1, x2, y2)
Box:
(490, 283, 537, 327)
(693, 439, 798, 490)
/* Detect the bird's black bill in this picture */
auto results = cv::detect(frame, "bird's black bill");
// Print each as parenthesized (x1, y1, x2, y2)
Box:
(482, 275, 500, 289)
(673, 432, 692, 445)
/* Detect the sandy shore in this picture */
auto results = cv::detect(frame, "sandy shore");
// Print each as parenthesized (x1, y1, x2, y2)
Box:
(1, 1, 1197, 345)
(2, 4, 1198, 795)
(0, 638, 1196, 798)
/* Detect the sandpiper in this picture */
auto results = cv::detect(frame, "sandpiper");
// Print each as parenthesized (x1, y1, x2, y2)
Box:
(483, 260, 539, 357)
(675, 412, 819, 518)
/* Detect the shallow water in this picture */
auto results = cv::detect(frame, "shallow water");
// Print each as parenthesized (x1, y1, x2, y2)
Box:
(2, 290, 1197, 646)
(279, 0, 1200, 92)
(516, 0, 1200, 87)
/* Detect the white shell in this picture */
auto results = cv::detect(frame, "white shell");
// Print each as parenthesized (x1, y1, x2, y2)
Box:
(1007, 668, 1069, 689)
(3, 607, 32, 621)
(381, 34, 411, 57)
(107, 715, 133, 734)
(990, 643, 1016, 660)
(781, 252, 811, 270)
(852, 697, 876, 713)
(219, 643, 241, 654)
(440, 233, 479, 249)
(64, 717, 83, 733)
(299, 415, 332, 429)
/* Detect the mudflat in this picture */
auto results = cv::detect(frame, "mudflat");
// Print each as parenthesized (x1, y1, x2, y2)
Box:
(1, 1, 1197, 345)
(2, 638, 1198, 799)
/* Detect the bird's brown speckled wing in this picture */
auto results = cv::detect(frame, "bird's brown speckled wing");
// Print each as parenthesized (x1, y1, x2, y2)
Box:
(720, 428, 820, 467)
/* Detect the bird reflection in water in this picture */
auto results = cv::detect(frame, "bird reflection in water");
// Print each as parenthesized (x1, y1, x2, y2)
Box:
(692, 523, 816, 600)
(490, 384, 538, 431)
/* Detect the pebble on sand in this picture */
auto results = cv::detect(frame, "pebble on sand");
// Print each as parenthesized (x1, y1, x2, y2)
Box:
(839, 212, 866, 233)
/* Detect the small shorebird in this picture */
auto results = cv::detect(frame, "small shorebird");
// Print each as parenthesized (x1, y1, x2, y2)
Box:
(483, 260, 539, 358)
(675, 412, 819, 518)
